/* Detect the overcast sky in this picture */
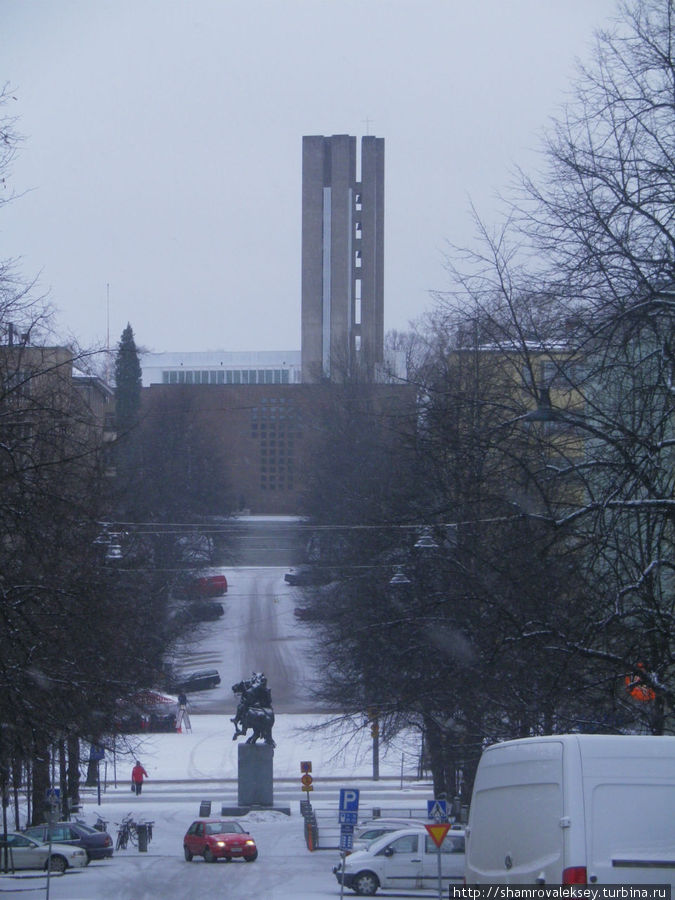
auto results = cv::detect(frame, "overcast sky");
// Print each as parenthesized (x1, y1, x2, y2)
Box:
(2, 0, 618, 356)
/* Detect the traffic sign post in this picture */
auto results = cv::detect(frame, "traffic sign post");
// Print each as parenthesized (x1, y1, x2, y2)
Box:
(300, 761, 313, 792)
(425, 822, 451, 900)
(338, 789, 360, 900)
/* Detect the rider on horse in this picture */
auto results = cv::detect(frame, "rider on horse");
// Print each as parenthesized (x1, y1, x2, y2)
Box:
(231, 672, 275, 746)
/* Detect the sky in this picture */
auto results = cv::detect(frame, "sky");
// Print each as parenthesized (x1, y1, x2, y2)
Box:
(2, 0, 619, 358)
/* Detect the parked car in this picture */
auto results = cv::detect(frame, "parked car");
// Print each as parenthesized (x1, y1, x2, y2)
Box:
(185, 573, 228, 600)
(333, 827, 465, 895)
(23, 821, 113, 861)
(183, 818, 258, 863)
(293, 605, 320, 620)
(171, 669, 221, 693)
(0, 831, 88, 873)
(351, 820, 428, 853)
(284, 565, 330, 586)
(176, 601, 224, 623)
(115, 689, 178, 733)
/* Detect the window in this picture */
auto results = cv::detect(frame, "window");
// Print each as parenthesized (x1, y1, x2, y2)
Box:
(379, 834, 418, 855)
(425, 834, 465, 853)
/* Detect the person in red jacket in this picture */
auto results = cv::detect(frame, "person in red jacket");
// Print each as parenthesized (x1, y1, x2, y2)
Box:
(131, 760, 149, 795)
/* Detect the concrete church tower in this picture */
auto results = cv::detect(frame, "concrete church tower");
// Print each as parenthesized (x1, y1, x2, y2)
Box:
(301, 135, 384, 383)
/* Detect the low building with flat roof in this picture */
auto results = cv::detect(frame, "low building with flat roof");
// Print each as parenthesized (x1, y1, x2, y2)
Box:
(140, 350, 302, 388)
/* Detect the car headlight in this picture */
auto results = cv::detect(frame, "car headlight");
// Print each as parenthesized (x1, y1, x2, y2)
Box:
(215, 841, 226, 847)
(73, 850, 86, 857)
(244, 840, 255, 846)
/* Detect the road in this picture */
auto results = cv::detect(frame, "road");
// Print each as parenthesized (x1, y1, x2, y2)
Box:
(0, 518, 435, 899)
(171, 517, 332, 715)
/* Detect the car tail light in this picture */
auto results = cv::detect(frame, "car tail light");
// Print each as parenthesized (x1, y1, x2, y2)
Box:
(104, 836, 112, 846)
(562, 867, 587, 884)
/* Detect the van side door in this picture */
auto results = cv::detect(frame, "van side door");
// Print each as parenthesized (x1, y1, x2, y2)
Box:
(375, 832, 423, 888)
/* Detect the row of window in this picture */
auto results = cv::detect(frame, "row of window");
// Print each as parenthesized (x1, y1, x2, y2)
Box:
(162, 369, 291, 385)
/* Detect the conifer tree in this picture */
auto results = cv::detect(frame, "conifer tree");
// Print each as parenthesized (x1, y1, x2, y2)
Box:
(114, 323, 142, 434)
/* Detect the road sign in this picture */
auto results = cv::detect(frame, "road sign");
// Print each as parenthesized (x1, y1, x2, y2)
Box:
(427, 799, 448, 822)
(301, 773, 313, 792)
(425, 822, 451, 848)
(339, 811, 358, 825)
(300, 760, 312, 773)
(339, 788, 360, 813)
(339, 828, 354, 851)
(89, 743, 105, 762)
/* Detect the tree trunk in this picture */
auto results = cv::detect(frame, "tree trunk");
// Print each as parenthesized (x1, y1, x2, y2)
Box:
(67, 735, 80, 813)
(31, 742, 50, 827)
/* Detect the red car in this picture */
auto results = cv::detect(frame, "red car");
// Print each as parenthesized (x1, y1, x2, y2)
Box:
(183, 819, 258, 863)
(186, 574, 228, 600)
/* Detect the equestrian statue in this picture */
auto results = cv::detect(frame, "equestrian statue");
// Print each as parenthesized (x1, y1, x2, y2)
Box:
(231, 672, 275, 748)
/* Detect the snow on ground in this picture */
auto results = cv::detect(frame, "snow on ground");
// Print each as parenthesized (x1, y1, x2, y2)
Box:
(109, 712, 422, 783)
(0, 714, 433, 899)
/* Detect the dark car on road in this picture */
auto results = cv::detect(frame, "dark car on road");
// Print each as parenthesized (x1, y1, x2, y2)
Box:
(284, 565, 331, 586)
(171, 669, 221, 693)
(176, 601, 224, 623)
(23, 821, 114, 861)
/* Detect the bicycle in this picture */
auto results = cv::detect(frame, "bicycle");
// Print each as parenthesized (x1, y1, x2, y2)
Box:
(115, 814, 135, 850)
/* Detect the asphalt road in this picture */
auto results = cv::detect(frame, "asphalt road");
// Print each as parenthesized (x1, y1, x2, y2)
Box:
(171, 517, 330, 717)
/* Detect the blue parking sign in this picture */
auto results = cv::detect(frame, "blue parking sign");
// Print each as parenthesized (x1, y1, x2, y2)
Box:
(339, 788, 360, 812)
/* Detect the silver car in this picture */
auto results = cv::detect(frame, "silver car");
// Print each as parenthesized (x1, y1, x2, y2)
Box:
(0, 831, 88, 873)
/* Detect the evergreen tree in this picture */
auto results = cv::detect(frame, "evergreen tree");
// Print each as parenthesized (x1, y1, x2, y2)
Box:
(114, 323, 142, 434)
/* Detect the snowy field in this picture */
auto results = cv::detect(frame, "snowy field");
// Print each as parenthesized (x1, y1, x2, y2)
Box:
(106, 712, 422, 782)
(0, 714, 435, 899)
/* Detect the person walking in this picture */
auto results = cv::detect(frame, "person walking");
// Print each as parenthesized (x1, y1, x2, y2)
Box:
(131, 760, 149, 795)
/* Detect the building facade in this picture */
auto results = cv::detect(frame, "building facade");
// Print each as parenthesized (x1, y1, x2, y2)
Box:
(139, 350, 301, 388)
(301, 134, 385, 383)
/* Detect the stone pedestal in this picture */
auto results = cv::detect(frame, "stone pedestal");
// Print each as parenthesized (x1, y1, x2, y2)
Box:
(237, 743, 274, 807)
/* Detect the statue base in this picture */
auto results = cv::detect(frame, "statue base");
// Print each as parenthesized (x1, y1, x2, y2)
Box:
(237, 743, 274, 808)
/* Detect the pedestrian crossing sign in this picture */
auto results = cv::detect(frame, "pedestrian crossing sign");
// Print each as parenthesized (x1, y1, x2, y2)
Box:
(427, 799, 447, 821)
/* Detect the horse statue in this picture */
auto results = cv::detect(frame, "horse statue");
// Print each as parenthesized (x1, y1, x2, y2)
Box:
(231, 672, 276, 748)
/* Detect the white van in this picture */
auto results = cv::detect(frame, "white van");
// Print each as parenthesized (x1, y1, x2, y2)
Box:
(465, 734, 675, 886)
(333, 826, 465, 895)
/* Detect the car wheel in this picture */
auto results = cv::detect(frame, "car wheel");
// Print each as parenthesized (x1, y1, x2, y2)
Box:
(47, 855, 67, 874)
(244, 851, 258, 862)
(184, 846, 193, 862)
(353, 870, 379, 896)
(203, 847, 216, 863)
